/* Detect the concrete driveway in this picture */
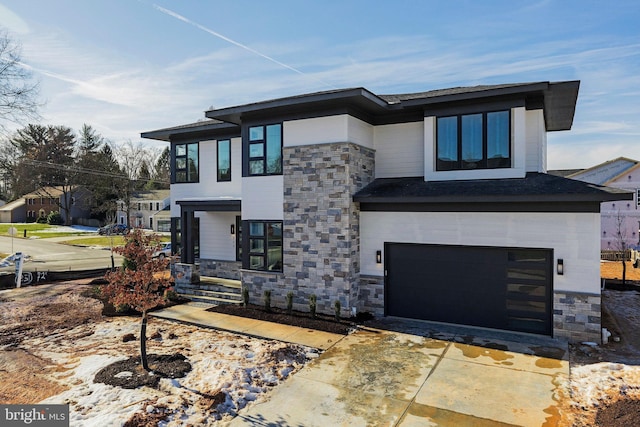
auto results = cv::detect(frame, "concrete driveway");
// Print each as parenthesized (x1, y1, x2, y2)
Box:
(229, 325, 568, 427)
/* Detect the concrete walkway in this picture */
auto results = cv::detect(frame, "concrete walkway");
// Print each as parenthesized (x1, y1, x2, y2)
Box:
(151, 303, 569, 426)
(150, 302, 342, 350)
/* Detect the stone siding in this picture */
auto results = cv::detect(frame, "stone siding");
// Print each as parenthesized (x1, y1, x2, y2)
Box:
(553, 291, 601, 343)
(173, 262, 199, 293)
(359, 275, 385, 316)
(199, 259, 241, 280)
(244, 141, 375, 318)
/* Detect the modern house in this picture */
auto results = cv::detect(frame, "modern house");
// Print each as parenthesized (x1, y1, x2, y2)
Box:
(142, 81, 632, 343)
(562, 157, 640, 251)
(116, 189, 170, 231)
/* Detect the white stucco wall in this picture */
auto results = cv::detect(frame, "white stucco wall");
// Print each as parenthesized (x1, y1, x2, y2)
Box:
(241, 175, 284, 220)
(170, 137, 242, 217)
(197, 211, 237, 261)
(283, 115, 373, 149)
(360, 211, 602, 294)
(424, 107, 530, 181)
(525, 109, 546, 173)
(374, 121, 424, 178)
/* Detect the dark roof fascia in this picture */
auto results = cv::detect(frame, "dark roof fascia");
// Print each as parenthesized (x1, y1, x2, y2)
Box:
(176, 199, 241, 212)
(396, 82, 550, 107)
(205, 88, 390, 125)
(358, 201, 603, 213)
(141, 120, 240, 142)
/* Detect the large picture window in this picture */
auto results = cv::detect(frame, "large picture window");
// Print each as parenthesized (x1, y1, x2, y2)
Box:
(174, 142, 199, 183)
(246, 221, 282, 272)
(217, 139, 231, 181)
(437, 110, 510, 171)
(248, 124, 282, 176)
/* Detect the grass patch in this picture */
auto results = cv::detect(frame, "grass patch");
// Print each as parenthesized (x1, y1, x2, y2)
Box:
(58, 236, 127, 247)
(0, 224, 53, 236)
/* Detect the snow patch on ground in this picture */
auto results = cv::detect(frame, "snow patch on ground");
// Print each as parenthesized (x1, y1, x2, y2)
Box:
(17, 312, 312, 426)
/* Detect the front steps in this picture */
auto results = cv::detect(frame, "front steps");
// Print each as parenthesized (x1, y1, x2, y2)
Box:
(176, 276, 243, 305)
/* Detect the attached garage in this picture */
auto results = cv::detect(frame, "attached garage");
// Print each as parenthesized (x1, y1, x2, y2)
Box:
(385, 243, 553, 335)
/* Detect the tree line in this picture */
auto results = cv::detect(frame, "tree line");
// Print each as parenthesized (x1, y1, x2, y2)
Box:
(0, 27, 169, 225)
(0, 123, 169, 224)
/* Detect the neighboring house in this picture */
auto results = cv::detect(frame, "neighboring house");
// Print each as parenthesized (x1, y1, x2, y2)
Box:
(564, 157, 640, 251)
(116, 190, 170, 231)
(0, 198, 26, 223)
(142, 81, 632, 343)
(23, 186, 92, 225)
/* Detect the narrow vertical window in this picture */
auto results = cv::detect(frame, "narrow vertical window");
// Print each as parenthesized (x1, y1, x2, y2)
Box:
(437, 116, 458, 171)
(217, 139, 231, 181)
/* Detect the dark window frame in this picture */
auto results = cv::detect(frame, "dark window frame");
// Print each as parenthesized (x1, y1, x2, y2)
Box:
(217, 139, 231, 182)
(243, 220, 283, 272)
(436, 110, 511, 171)
(173, 142, 199, 183)
(244, 123, 283, 177)
(235, 215, 242, 261)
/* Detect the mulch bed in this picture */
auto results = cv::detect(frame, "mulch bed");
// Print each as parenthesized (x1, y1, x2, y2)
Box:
(94, 353, 191, 389)
(206, 303, 372, 335)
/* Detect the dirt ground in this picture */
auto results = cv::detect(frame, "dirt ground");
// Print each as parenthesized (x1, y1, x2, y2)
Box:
(2, 273, 640, 426)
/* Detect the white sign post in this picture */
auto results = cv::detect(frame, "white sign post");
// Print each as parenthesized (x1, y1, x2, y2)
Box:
(15, 251, 23, 288)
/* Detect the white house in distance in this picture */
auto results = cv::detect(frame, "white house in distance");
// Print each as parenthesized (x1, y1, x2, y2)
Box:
(564, 157, 640, 251)
(117, 189, 170, 232)
(142, 81, 632, 343)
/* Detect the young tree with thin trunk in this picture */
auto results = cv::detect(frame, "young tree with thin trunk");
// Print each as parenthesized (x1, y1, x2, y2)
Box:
(103, 228, 172, 371)
(614, 211, 629, 286)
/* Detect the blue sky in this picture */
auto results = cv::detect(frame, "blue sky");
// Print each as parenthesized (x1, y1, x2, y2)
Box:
(0, 0, 638, 169)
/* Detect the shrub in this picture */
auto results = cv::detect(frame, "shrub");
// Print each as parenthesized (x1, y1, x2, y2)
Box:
(309, 294, 317, 319)
(46, 211, 64, 225)
(242, 288, 250, 307)
(334, 300, 341, 321)
(263, 289, 271, 313)
(286, 291, 294, 315)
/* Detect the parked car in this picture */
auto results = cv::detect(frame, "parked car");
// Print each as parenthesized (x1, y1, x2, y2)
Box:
(98, 224, 129, 235)
(153, 242, 172, 259)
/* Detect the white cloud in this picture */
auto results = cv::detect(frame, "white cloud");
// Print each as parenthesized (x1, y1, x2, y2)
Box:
(0, 3, 29, 34)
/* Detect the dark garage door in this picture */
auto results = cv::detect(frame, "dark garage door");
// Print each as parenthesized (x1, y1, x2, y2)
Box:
(386, 243, 552, 335)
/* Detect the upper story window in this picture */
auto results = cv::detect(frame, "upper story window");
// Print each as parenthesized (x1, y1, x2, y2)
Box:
(248, 124, 282, 176)
(217, 139, 231, 182)
(437, 110, 510, 171)
(174, 142, 199, 183)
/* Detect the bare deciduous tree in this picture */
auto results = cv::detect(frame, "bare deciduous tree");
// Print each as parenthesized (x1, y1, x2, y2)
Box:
(0, 28, 41, 135)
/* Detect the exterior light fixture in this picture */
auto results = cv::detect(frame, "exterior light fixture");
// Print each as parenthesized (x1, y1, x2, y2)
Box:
(557, 259, 564, 275)
(376, 250, 382, 264)
(230, 224, 235, 235)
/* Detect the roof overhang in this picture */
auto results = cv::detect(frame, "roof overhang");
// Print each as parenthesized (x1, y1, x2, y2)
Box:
(141, 120, 239, 142)
(354, 173, 632, 213)
(176, 198, 241, 212)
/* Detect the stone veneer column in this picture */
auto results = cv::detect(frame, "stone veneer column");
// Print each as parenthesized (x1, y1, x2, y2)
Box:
(276, 142, 375, 316)
(553, 291, 602, 343)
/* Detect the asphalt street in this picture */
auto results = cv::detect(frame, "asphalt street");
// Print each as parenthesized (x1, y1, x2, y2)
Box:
(0, 235, 122, 274)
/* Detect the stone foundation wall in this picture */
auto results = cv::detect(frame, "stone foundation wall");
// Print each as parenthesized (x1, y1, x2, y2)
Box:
(173, 262, 199, 293)
(553, 291, 601, 343)
(359, 275, 385, 316)
(199, 259, 241, 280)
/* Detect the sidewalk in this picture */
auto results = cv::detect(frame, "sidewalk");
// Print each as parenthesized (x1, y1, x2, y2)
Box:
(150, 302, 343, 350)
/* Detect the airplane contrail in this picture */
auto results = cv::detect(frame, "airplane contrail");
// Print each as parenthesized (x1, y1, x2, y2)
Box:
(152, 4, 335, 89)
